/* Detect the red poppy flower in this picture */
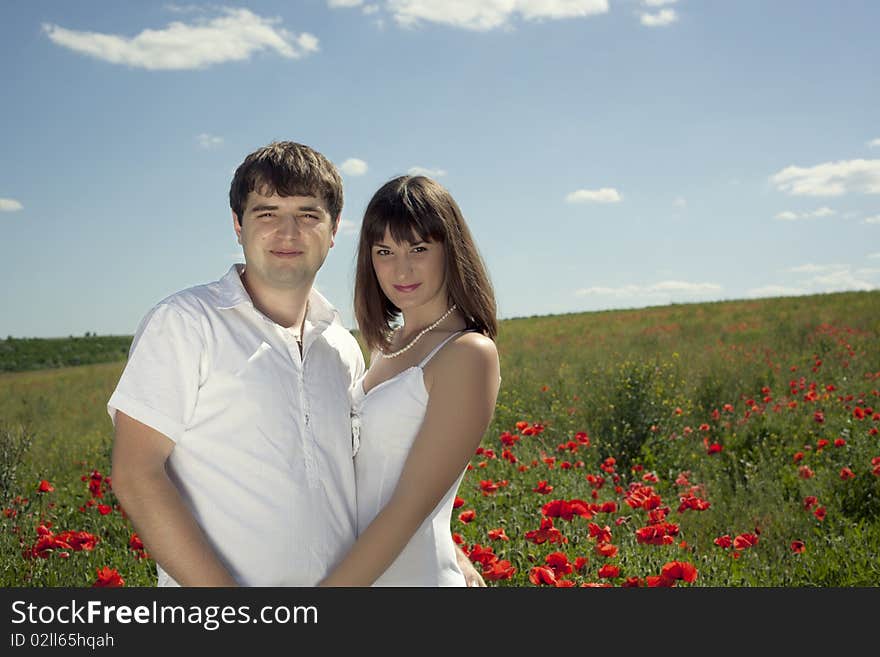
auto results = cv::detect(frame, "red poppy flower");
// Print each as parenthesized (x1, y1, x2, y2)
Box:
(814, 506, 827, 521)
(499, 431, 519, 446)
(37, 480, 54, 493)
(790, 540, 806, 553)
(714, 534, 732, 549)
(480, 480, 500, 495)
(487, 528, 509, 541)
(467, 543, 497, 566)
(97, 504, 112, 515)
(588, 523, 612, 543)
(532, 480, 554, 494)
(555, 578, 576, 587)
(574, 556, 589, 572)
(645, 575, 675, 588)
(733, 533, 759, 550)
(453, 495, 465, 509)
(595, 542, 619, 558)
(529, 566, 557, 586)
(458, 509, 476, 524)
(814, 411, 825, 423)
(661, 561, 698, 583)
(798, 466, 814, 479)
(129, 533, 144, 551)
(597, 564, 620, 579)
(452, 533, 464, 545)
(803, 495, 818, 510)
(834, 438, 846, 447)
(621, 577, 643, 588)
(545, 552, 573, 577)
(92, 567, 125, 588)
(854, 407, 866, 420)
(840, 467, 856, 480)
(793, 452, 805, 463)
(483, 560, 516, 581)
(524, 517, 568, 545)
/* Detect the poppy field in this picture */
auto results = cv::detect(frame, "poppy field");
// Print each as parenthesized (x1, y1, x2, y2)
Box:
(2, 290, 879, 587)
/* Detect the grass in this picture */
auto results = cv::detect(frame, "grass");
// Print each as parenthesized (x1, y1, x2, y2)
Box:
(2, 290, 878, 586)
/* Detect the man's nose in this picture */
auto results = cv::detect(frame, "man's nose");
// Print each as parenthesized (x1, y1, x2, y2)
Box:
(276, 216, 302, 237)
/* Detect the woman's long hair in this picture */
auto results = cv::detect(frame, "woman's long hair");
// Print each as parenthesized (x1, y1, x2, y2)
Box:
(354, 175, 497, 353)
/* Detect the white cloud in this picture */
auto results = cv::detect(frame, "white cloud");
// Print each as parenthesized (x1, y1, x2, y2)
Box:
(640, 9, 677, 26)
(747, 285, 808, 298)
(643, 0, 678, 5)
(869, 252, 880, 259)
(340, 158, 368, 176)
(673, 196, 687, 208)
(408, 166, 447, 178)
(196, 133, 223, 149)
(809, 268, 875, 291)
(565, 187, 622, 203)
(864, 215, 880, 224)
(42, 8, 317, 70)
(788, 264, 848, 273)
(760, 264, 878, 297)
(868, 138, 880, 148)
(775, 206, 836, 221)
(770, 159, 880, 197)
(328, 0, 364, 7)
(575, 280, 721, 297)
(0, 198, 24, 212)
(338, 218, 360, 236)
(387, 0, 609, 31)
(363, 4, 381, 14)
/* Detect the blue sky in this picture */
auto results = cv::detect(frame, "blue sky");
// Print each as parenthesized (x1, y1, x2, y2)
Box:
(2, 0, 878, 338)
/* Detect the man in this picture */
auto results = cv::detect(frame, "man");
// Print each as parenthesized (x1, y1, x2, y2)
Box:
(108, 141, 483, 586)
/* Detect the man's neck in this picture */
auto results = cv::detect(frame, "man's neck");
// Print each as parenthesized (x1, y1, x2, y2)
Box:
(240, 271, 311, 330)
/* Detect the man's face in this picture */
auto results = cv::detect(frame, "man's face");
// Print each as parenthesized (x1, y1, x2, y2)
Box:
(234, 189, 338, 293)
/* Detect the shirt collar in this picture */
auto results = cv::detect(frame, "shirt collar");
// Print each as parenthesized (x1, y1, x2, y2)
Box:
(216, 264, 340, 328)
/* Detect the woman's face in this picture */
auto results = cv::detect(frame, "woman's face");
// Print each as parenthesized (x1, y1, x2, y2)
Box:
(370, 226, 447, 313)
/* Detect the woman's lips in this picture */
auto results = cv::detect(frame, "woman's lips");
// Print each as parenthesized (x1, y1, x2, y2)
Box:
(393, 283, 421, 292)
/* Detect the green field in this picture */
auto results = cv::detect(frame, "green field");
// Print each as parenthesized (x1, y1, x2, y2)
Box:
(2, 290, 879, 586)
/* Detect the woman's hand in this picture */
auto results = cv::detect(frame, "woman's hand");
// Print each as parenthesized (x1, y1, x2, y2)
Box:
(456, 545, 487, 587)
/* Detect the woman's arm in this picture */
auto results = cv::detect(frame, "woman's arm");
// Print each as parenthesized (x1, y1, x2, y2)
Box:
(319, 334, 500, 586)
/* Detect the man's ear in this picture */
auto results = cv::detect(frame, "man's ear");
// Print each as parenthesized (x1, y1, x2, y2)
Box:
(233, 212, 243, 244)
(330, 214, 340, 248)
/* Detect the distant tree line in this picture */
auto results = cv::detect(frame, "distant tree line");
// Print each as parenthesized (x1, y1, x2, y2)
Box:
(1, 334, 132, 372)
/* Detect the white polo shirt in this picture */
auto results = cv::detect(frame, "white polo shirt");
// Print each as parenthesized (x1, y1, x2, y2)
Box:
(107, 264, 364, 586)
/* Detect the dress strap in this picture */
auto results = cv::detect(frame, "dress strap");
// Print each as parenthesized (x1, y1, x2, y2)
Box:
(417, 330, 472, 369)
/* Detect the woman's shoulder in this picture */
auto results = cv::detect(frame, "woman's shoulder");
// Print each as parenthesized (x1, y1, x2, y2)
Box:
(435, 330, 498, 371)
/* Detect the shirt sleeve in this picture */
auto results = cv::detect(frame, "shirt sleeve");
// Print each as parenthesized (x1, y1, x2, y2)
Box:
(107, 303, 205, 443)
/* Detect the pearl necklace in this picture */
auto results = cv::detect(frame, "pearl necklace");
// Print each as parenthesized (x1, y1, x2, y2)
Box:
(381, 304, 458, 359)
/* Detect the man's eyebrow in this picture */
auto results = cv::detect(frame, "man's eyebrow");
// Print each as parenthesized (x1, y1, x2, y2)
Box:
(248, 204, 279, 213)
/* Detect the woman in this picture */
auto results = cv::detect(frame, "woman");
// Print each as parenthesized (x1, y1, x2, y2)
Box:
(319, 175, 500, 586)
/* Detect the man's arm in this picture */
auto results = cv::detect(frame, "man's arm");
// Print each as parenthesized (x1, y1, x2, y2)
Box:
(111, 412, 237, 587)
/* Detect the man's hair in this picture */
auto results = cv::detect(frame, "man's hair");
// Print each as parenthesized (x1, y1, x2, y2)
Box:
(354, 175, 498, 353)
(229, 141, 343, 226)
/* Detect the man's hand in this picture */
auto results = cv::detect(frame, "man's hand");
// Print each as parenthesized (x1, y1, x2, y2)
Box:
(455, 543, 487, 587)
